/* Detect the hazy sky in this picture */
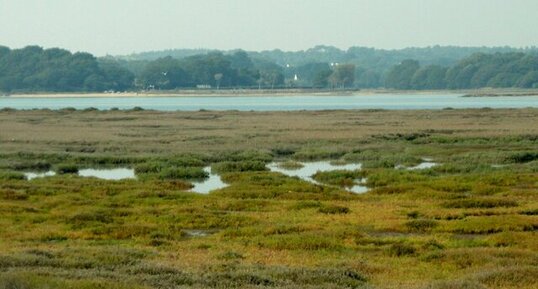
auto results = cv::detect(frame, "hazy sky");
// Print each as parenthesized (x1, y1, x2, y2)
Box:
(1, 0, 537, 56)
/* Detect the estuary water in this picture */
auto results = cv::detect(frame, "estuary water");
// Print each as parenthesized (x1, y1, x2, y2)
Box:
(1, 94, 537, 111)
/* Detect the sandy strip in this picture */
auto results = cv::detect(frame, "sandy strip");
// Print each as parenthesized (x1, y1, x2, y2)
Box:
(5, 89, 473, 98)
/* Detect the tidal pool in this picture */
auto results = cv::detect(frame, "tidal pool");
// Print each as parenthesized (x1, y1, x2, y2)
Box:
(407, 162, 438, 170)
(190, 167, 228, 194)
(396, 159, 438, 170)
(78, 168, 136, 180)
(267, 161, 368, 194)
(25, 168, 136, 180)
(24, 171, 56, 180)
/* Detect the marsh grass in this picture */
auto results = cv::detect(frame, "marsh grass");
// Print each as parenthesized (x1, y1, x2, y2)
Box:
(405, 219, 439, 232)
(312, 170, 364, 187)
(442, 198, 519, 209)
(0, 170, 26, 180)
(318, 204, 351, 214)
(0, 109, 537, 288)
(55, 163, 79, 174)
(212, 161, 268, 173)
(277, 160, 304, 170)
(215, 171, 355, 200)
(158, 167, 208, 180)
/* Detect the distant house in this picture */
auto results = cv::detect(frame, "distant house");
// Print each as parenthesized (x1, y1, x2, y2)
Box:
(196, 84, 212, 89)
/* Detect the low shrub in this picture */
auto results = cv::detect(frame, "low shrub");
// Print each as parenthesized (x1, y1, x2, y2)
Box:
(68, 210, 114, 227)
(387, 243, 416, 257)
(407, 210, 421, 219)
(277, 160, 304, 170)
(271, 147, 296, 157)
(134, 162, 163, 174)
(258, 234, 344, 250)
(424, 280, 487, 289)
(293, 148, 347, 161)
(212, 161, 267, 173)
(475, 266, 538, 288)
(318, 205, 350, 214)
(442, 198, 518, 209)
(0, 170, 25, 180)
(507, 152, 538, 163)
(405, 219, 439, 232)
(312, 169, 361, 187)
(290, 200, 323, 210)
(519, 208, 538, 215)
(422, 239, 445, 250)
(1, 189, 29, 200)
(159, 167, 208, 180)
(218, 251, 245, 260)
(56, 164, 78, 174)
(10, 161, 51, 171)
(210, 150, 273, 163)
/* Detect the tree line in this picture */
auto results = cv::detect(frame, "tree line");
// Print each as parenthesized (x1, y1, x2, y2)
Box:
(0, 46, 134, 92)
(1, 45, 538, 92)
(135, 51, 285, 90)
(385, 53, 538, 89)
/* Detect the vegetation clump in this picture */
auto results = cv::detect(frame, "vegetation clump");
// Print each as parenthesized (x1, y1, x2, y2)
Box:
(277, 160, 304, 170)
(387, 243, 417, 257)
(507, 152, 538, 163)
(312, 169, 362, 187)
(405, 219, 439, 232)
(55, 164, 78, 174)
(158, 167, 208, 180)
(0, 170, 25, 180)
(318, 204, 350, 214)
(212, 161, 268, 173)
(442, 198, 518, 209)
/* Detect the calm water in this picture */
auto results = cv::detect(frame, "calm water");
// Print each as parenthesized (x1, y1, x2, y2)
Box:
(1, 94, 537, 111)
(25, 168, 135, 180)
(190, 167, 228, 194)
(189, 162, 367, 194)
(24, 171, 56, 180)
(407, 162, 438, 170)
(395, 158, 438, 170)
(267, 161, 367, 194)
(78, 168, 135, 180)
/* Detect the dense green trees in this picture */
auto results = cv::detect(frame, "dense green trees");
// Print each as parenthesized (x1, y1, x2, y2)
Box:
(2, 45, 538, 92)
(137, 51, 284, 89)
(0, 46, 133, 92)
(444, 52, 538, 89)
(138, 57, 189, 89)
(384, 53, 538, 90)
(329, 64, 356, 89)
(385, 60, 420, 89)
(410, 65, 447, 89)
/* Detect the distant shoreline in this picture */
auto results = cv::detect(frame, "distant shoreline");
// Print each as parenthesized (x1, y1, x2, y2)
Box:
(4, 88, 538, 98)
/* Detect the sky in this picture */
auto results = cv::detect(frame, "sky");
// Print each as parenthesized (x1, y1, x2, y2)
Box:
(1, 0, 537, 56)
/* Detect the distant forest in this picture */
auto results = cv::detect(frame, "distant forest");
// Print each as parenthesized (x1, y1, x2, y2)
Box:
(1, 44, 538, 92)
